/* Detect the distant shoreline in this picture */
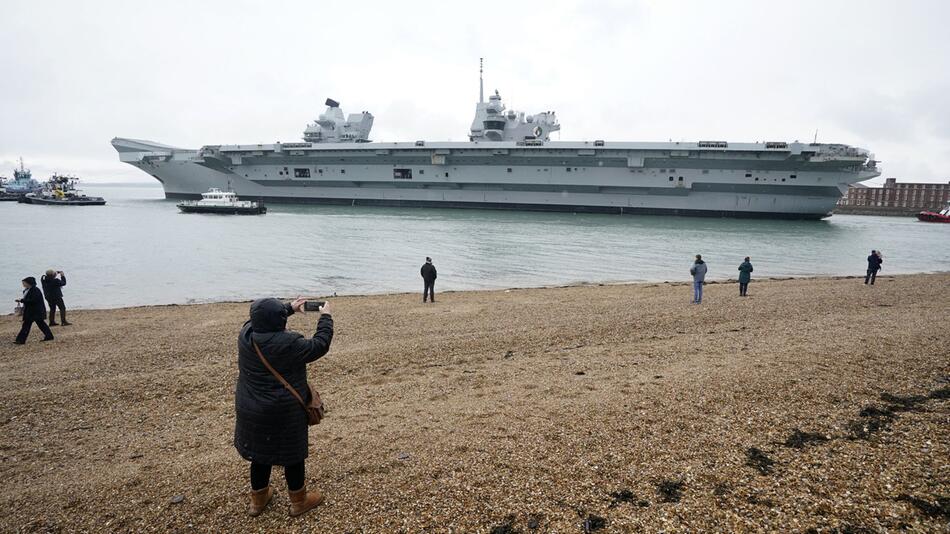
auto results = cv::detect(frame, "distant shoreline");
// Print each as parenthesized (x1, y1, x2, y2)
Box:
(9, 272, 946, 315)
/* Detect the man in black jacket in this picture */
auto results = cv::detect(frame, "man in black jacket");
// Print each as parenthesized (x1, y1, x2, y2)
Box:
(420, 257, 437, 303)
(865, 250, 883, 285)
(14, 277, 54, 344)
(41, 269, 70, 326)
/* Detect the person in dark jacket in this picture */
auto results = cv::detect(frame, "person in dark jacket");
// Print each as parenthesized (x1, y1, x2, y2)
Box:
(41, 269, 70, 326)
(865, 250, 883, 285)
(234, 297, 333, 518)
(420, 257, 437, 303)
(737, 257, 753, 296)
(14, 277, 54, 344)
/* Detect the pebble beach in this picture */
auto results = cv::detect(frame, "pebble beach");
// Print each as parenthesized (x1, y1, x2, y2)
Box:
(0, 274, 948, 532)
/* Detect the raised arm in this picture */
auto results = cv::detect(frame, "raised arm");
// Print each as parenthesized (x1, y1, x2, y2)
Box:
(291, 314, 334, 364)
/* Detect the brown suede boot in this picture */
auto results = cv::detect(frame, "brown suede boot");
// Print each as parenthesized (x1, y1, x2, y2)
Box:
(248, 486, 273, 517)
(288, 486, 324, 517)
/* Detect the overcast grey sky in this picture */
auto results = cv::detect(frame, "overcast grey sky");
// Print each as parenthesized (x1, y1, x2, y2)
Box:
(2, 0, 948, 184)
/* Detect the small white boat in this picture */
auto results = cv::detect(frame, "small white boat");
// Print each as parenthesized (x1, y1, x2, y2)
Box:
(177, 188, 266, 215)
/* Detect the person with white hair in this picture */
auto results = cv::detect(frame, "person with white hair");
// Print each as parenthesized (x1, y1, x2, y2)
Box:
(41, 269, 70, 326)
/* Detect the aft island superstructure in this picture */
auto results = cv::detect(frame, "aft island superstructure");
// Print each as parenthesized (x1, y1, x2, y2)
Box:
(113, 61, 879, 219)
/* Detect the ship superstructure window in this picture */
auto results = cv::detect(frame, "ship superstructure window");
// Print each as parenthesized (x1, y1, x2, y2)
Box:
(484, 120, 506, 130)
(507, 168, 512, 173)
(790, 174, 797, 179)
(669, 176, 674, 181)
(294, 168, 311, 178)
(419, 170, 424, 175)
(678, 177, 684, 182)
(566, 167, 571, 172)
(394, 168, 413, 180)
(340, 169, 346, 174)
(745, 173, 753, 178)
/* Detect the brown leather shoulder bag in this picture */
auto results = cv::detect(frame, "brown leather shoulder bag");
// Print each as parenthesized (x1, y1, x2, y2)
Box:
(252, 341, 325, 425)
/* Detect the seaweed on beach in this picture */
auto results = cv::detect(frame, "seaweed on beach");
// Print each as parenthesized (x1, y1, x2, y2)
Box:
(608, 489, 635, 508)
(896, 494, 950, 519)
(656, 479, 685, 502)
(805, 525, 873, 534)
(582, 514, 606, 532)
(783, 429, 830, 449)
(490, 515, 520, 534)
(928, 385, 950, 400)
(745, 447, 776, 475)
(880, 392, 928, 412)
(848, 404, 898, 440)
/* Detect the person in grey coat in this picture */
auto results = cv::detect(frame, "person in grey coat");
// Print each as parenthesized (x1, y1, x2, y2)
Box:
(234, 297, 333, 518)
(690, 254, 708, 304)
(737, 257, 753, 296)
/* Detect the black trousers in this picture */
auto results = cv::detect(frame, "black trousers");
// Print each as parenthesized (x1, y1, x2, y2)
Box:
(47, 298, 66, 324)
(739, 282, 749, 296)
(865, 269, 878, 284)
(250, 461, 305, 491)
(423, 280, 435, 302)
(16, 318, 53, 343)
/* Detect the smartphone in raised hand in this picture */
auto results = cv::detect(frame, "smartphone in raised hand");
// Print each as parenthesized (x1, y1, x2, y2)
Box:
(303, 301, 326, 312)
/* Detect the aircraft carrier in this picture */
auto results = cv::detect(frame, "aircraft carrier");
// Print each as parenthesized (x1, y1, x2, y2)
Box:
(113, 61, 880, 219)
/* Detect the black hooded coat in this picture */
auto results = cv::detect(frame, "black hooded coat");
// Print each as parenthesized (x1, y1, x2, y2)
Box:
(234, 298, 333, 465)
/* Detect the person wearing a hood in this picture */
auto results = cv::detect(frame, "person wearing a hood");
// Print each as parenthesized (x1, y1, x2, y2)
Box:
(689, 254, 708, 304)
(420, 257, 437, 303)
(737, 257, 753, 297)
(14, 277, 53, 344)
(234, 297, 334, 518)
(41, 269, 70, 326)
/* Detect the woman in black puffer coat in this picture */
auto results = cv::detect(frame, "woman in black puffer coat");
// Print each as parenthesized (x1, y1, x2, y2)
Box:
(234, 297, 333, 518)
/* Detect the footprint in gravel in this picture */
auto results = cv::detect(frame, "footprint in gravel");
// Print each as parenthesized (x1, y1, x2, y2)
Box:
(745, 447, 775, 475)
(656, 479, 685, 503)
(490, 515, 518, 534)
(582, 514, 606, 532)
(783, 429, 830, 449)
(895, 494, 950, 520)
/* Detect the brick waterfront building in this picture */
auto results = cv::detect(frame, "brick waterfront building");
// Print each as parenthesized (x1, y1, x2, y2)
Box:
(837, 178, 950, 214)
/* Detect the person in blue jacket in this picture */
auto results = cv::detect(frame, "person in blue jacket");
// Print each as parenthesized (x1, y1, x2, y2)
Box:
(689, 255, 708, 304)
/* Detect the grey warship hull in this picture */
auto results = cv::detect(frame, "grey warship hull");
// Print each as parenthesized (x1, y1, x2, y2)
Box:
(114, 138, 879, 220)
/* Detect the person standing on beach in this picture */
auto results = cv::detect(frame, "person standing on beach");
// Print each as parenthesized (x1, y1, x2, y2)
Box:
(14, 277, 54, 344)
(690, 255, 708, 304)
(737, 257, 753, 297)
(234, 297, 334, 518)
(41, 269, 70, 326)
(421, 257, 437, 303)
(865, 250, 883, 285)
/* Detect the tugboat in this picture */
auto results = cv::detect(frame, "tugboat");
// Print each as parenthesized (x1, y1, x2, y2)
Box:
(2, 158, 42, 199)
(917, 201, 950, 223)
(0, 175, 15, 201)
(19, 174, 106, 206)
(177, 188, 266, 214)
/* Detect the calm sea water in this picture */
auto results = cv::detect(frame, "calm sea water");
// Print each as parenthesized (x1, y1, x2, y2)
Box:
(0, 183, 947, 309)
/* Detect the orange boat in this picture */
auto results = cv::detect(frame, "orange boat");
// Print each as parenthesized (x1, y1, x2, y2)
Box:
(917, 201, 950, 223)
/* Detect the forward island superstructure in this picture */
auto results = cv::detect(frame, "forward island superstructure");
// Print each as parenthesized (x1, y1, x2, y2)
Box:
(113, 61, 880, 219)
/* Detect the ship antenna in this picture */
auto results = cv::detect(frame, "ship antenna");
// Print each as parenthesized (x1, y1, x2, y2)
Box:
(479, 58, 484, 104)
(813, 129, 818, 143)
